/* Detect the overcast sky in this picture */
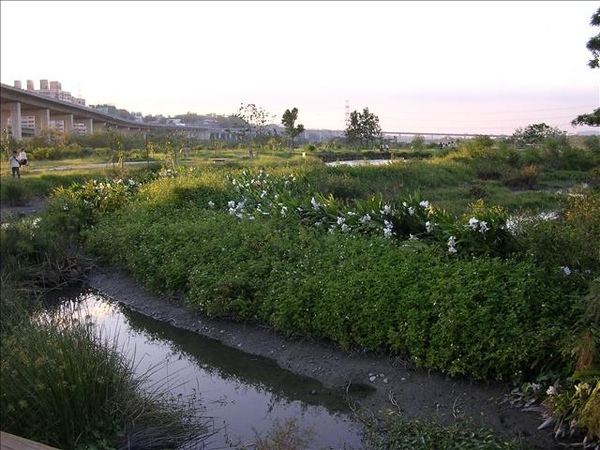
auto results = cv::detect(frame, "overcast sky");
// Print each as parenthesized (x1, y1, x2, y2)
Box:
(1, 1, 598, 135)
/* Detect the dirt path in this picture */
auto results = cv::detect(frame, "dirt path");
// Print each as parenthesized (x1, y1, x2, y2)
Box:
(87, 268, 557, 449)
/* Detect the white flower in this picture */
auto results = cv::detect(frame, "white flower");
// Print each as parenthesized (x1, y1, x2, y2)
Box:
(311, 197, 320, 210)
(341, 224, 350, 232)
(337, 216, 345, 225)
(546, 386, 557, 396)
(383, 220, 394, 238)
(468, 217, 479, 230)
(260, 190, 267, 198)
(208, 201, 215, 208)
(409, 234, 419, 241)
(574, 382, 590, 397)
(425, 221, 433, 233)
(419, 200, 429, 208)
(447, 235, 457, 254)
(380, 204, 392, 215)
(479, 221, 489, 233)
(359, 214, 372, 223)
(280, 206, 287, 217)
(560, 266, 572, 276)
(408, 206, 415, 216)
(227, 200, 236, 209)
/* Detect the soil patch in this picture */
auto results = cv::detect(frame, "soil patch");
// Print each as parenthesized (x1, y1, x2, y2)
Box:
(0, 197, 50, 224)
(87, 268, 557, 449)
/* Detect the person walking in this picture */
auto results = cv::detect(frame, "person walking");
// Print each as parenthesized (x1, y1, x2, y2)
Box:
(18, 148, 28, 169)
(9, 150, 21, 179)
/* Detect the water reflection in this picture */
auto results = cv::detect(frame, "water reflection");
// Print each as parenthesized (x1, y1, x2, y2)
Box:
(325, 159, 396, 167)
(52, 289, 366, 449)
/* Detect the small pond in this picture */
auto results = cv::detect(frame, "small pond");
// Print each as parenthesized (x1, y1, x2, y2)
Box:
(51, 289, 367, 449)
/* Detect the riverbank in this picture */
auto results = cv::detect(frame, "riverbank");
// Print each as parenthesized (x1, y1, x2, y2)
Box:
(87, 268, 558, 449)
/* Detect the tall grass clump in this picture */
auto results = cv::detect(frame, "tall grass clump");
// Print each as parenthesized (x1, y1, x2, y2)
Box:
(1, 177, 29, 206)
(0, 298, 210, 449)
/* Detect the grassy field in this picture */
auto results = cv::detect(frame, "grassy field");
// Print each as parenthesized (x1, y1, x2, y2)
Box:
(1, 135, 598, 448)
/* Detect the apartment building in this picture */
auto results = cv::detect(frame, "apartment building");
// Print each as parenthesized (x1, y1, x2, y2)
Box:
(13, 79, 88, 134)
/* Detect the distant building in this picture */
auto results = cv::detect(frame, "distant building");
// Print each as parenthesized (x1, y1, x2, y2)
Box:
(131, 112, 144, 123)
(167, 118, 185, 126)
(12, 79, 88, 134)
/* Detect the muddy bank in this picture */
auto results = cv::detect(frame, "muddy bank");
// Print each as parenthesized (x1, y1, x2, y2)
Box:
(87, 268, 558, 449)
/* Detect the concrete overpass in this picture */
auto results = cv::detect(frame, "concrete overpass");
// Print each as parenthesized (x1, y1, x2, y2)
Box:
(382, 130, 509, 141)
(0, 83, 215, 141)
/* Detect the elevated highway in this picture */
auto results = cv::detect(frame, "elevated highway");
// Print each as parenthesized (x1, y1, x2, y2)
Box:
(0, 83, 215, 141)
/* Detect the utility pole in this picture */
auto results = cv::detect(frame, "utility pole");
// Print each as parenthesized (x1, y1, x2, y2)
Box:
(345, 100, 350, 129)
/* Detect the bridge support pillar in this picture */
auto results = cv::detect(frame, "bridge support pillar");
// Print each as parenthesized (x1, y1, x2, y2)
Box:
(93, 122, 106, 133)
(1, 102, 22, 140)
(82, 118, 93, 135)
(33, 109, 50, 136)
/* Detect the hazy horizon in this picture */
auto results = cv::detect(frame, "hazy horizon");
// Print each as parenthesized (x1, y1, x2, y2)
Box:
(1, 1, 598, 135)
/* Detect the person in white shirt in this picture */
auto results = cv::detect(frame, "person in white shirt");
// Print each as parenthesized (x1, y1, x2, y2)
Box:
(18, 148, 28, 168)
(10, 150, 21, 179)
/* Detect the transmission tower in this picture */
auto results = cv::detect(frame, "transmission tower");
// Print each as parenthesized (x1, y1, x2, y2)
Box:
(345, 100, 350, 128)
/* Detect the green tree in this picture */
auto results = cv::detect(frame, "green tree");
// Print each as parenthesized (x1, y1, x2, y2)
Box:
(281, 107, 305, 151)
(572, 109, 600, 127)
(233, 103, 275, 153)
(344, 107, 382, 149)
(587, 7, 600, 69)
(512, 123, 565, 147)
(345, 110, 362, 148)
(411, 135, 426, 151)
(572, 7, 600, 127)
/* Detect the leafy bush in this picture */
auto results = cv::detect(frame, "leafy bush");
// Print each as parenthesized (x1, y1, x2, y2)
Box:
(0, 178, 29, 206)
(503, 164, 540, 188)
(360, 411, 522, 450)
(84, 168, 596, 381)
(0, 214, 87, 288)
(512, 188, 600, 274)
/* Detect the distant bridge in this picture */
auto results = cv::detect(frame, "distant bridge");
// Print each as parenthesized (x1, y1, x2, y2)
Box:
(382, 130, 509, 141)
(1, 83, 509, 142)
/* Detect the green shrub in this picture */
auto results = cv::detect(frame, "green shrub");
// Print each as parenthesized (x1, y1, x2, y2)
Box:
(503, 164, 540, 188)
(84, 168, 592, 382)
(0, 214, 87, 288)
(361, 411, 522, 449)
(513, 188, 599, 274)
(0, 178, 29, 206)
